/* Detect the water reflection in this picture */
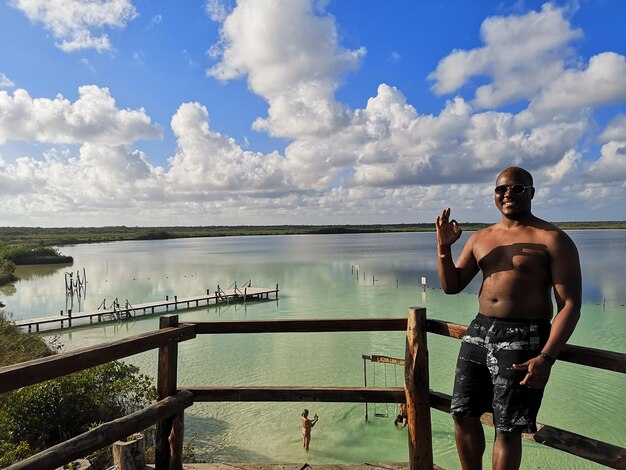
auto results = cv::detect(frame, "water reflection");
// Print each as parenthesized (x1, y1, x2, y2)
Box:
(20, 231, 621, 467)
(2, 231, 625, 321)
(15, 263, 69, 280)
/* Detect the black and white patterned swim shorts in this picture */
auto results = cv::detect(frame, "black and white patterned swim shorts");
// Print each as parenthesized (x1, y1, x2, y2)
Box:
(450, 313, 551, 433)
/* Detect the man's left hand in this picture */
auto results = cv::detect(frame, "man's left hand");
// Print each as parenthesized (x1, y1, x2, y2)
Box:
(512, 356, 552, 389)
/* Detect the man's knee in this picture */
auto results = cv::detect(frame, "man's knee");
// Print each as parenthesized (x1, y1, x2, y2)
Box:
(454, 415, 481, 431)
(494, 429, 522, 445)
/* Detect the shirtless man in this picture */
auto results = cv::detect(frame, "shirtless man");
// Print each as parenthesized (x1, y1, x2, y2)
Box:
(436, 166, 581, 470)
(301, 409, 318, 451)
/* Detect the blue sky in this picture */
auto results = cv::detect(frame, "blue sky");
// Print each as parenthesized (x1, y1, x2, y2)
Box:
(0, 0, 625, 226)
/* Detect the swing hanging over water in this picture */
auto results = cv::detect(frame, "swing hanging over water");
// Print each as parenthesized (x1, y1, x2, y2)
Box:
(362, 354, 405, 422)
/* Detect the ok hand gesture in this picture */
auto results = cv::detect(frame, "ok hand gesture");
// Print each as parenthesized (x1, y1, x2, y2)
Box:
(436, 208, 462, 247)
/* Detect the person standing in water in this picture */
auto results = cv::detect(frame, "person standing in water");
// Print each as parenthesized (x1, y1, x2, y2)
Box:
(436, 166, 581, 469)
(301, 409, 319, 451)
(394, 403, 408, 428)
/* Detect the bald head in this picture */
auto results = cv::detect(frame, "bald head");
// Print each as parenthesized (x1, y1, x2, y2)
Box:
(497, 166, 533, 186)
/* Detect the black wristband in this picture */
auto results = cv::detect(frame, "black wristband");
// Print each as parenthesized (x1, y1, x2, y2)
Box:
(539, 352, 556, 365)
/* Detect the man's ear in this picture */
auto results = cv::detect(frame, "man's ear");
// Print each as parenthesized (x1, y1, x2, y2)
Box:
(530, 187, 535, 199)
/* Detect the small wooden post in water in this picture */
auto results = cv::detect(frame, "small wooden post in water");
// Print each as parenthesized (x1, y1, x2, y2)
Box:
(404, 307, 433, 470)
(155, 314, 181, 470)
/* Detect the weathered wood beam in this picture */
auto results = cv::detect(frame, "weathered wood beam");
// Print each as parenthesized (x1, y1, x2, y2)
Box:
(156, 315, 182, 470)
(185, 385, 624, 469)
(194, 318, 407, 334)
(405, 307, 433, 469)
(186, 386, 405, 403)
(432, 390, 626, 469)
(5, 391, 194, 470)
(426, 319, 626, 373)
(0, 324, 196, 394)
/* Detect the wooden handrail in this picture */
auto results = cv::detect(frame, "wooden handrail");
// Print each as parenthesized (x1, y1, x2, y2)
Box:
(5, 390, 194, 470)
(194, 317, 407, 334)
(4, 318, 619, 397)
(187, 385, 406, 403)
(3, 313, 625, 469)
(182, 385, 626, 468)
(0, 324, 196, 394)
(425, 318, 626, 373)
(427, 390, 626, 469)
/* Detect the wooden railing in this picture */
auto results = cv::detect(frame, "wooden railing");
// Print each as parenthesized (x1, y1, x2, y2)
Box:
(1, 308, 625, 470)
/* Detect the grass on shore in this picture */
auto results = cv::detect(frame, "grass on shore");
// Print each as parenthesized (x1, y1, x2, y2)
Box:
(0, 221, 624, 248)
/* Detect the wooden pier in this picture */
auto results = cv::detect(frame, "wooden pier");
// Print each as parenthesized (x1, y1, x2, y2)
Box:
(15, 284, 279, 333)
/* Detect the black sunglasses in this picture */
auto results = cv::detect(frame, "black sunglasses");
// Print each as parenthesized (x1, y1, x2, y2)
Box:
(494, 184, 533, 195)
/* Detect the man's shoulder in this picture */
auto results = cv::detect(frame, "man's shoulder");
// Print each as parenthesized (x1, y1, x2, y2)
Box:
(472, 223, 502, 238)
(532, 218, 571, 240)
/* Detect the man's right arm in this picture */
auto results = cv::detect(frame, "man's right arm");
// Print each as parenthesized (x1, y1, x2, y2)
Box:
(438, 233, 479, 294)
(436, 208, 480, 294)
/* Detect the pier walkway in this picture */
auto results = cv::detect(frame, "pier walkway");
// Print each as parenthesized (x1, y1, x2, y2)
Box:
(15, 284, 279, 333)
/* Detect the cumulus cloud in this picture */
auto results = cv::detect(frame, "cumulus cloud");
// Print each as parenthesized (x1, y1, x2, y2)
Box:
(1, 1, 626, 225)
(207, 0, 365, 139)
(0, 144, 163, 217)
(517, 52, 626, 126)
(586, 141, 626, 183)
(9, 0, 137, 52)
(539, 149, 581, 183)
(428, 3, 582, 109)
(0, 86, 161, 145)
(166, 102, 289, 194)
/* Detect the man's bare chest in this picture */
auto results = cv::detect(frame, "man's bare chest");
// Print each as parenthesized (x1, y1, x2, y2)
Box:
(474, 233, 551, 276)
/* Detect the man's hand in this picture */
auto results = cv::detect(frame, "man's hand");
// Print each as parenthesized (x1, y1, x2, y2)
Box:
(436, 208, 462, 248)
(512, 356, 553, 389)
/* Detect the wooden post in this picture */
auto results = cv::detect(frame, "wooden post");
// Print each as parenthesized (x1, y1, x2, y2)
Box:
(405, 307, 433, 470)
(363, 356, 369, 422)
(168, 414, 184, 470)
(112, 435, 146, 469)
(155, 315, 181, 470)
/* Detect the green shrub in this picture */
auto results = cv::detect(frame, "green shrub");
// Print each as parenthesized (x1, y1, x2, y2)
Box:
(0, 245, 73, 265)
(0, 310, 156, 466)
(0, 257, 16, 285)
(2, 362, 155, 449)
(0, 313, 54, 367)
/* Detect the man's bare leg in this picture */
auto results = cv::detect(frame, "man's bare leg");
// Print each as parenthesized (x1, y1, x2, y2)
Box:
(492, 430, 521, 470)
(454, 416, 485, 469)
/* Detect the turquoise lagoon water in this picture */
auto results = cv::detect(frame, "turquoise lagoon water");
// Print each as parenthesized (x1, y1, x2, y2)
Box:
(1, 231, 625, 468)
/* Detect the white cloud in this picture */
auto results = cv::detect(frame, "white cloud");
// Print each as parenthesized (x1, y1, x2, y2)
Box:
(0, 73, 14, 88)
(166, 102, 288, 194)
(599, 115, 626, 143)
(1, 1, 625, 225)
(0, 86, 161, 145)
(207, 0, 365, 139)
(586, 141, 626, 183)
(0, 144, 163, 217)
(205, 0, 232, 22)
(517, 52, 626, 126)
(428, 3, 582, 109)
(10, 0, 137, 52)
(539, 149, 581, 183)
